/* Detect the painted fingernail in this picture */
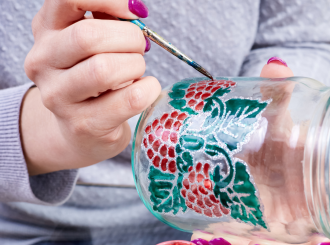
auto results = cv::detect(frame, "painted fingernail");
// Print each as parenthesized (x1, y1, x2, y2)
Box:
(209, 238, 231, 245)
(157, 241, 195, 245)
(318, 243, 330, 245)
(267, 56, 288, 67)
(129, 0, 149, 18)
(191, 238, 209, 245)
(145, 36, 151, 53)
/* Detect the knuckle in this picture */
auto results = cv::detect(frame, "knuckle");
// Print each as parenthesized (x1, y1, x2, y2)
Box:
(126, 86, 145, 111)
(89, 55, 111, 88)
(40, 88, 56, 110)
(24, 48, 41, 81)
(70, 117, 91, 136)
(105, 126, 123, 144)
(40, 87, 62, 111)
(71, 21, 95, 53)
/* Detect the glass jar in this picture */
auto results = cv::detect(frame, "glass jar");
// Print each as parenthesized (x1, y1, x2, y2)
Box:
(132, 77, 330, 244)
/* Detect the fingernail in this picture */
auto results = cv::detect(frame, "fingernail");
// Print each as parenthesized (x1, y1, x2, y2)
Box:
(157, 241, 195, 245)
(267, 56, 288, 67)
(129, 0, 149, 18)
(209, 238, 231, 245)
(145, 36, 151, 53)
(318, 243, 330, 245)
(191, 238, 209, 245)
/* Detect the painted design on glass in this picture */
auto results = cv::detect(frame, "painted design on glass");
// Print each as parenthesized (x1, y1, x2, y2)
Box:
(142, 79, 270, 229)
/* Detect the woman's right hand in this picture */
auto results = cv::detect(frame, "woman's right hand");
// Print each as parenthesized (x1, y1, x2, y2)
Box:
(22, 0, 161, 176)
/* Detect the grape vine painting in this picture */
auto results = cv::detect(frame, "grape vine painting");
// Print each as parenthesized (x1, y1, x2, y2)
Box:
(141, 79, 270, 229)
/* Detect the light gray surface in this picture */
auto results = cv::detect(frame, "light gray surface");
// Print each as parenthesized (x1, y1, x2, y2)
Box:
(1, 0, 330, 244)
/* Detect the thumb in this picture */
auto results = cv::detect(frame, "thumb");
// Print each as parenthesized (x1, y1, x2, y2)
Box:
(260, 57, 294, 78)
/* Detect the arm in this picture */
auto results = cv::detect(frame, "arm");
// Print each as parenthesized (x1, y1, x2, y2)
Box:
(0, 84, 78, 204)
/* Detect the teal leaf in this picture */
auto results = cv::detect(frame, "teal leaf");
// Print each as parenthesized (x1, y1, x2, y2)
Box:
(175, 144, 183, 154)
(216, 98, 269, 152)
(169, 81, 197, 115)
(171, 82, 191, 91)
(180, 135, 204, 151)
(203, 97, 215, 113)
(176, 152, 193, 173)
(168, 90, 185, 99)
(169, 99, 186, 110)
(213, 87, 231, 98)
(225, 99, 268, 119)
(207, 144, 234, 189)
(206, 134, 217, 143)
(203, 108, 219, 128)
(229, 161, 267, 229)
(148, 166, 187, 215)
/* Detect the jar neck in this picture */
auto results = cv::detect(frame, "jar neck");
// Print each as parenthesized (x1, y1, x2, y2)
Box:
(304, 89, 330, 237)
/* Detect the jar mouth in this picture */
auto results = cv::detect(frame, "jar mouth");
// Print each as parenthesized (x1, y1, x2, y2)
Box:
(304, 90, 330, 237)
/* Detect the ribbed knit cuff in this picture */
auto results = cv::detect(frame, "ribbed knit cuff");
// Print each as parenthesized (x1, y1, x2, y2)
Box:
(0, 83, 78, 205)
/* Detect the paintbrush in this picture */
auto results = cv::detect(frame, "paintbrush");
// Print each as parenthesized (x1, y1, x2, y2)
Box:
(121, 19, 214, 80)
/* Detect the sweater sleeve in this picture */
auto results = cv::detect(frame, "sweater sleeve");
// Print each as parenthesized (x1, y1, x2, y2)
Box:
(0, 83, 78, 205)
(239, 0, 330, 86)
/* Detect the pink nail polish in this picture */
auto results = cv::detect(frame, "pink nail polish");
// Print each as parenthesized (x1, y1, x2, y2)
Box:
(191, 238, 209, 245)
(145, 36, 151, 53)
(267, 56, 288, 67)
(209, 238, 231, 245)
(129, 0, 149, 18)
(157, 240, 195, 245)
(318, 243, 330, 245)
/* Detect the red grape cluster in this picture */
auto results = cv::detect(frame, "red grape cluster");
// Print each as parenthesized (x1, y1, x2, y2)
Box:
(184, 80, 236, 111)
(181, 162, 230, 217)
(143, 110, 188, 173)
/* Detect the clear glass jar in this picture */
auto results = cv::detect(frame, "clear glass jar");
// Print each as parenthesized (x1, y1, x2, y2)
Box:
(132, 77, 330, 244)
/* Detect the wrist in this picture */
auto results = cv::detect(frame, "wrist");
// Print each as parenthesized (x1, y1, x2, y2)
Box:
(20, 87, 64, 175)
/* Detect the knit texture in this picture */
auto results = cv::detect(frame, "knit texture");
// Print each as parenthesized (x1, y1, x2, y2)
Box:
(0, 83, 79, 204)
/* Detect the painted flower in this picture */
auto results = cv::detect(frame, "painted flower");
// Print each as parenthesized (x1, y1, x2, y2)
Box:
(181, 162, 230, 217)
(143, 110, 188, 173)
(183, 80, 236, 111)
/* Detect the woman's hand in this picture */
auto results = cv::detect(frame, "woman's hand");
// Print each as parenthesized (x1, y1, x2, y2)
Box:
(191, 59, 330, 245)
(22, 0, 160, 176)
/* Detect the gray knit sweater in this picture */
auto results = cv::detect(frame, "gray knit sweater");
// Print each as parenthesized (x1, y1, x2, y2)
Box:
(1, 0, 330, 244)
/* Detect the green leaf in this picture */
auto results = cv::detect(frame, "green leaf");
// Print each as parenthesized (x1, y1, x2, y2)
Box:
(229, 161, 267, 229)
(176, 151, 193, 173)
(216, 98, 269, 152)
(225, 99, 268, 119)
(169, 100, 197, 115)
(213, 87, 231, 98)
(207, 144, 234, 189)
(148, 166, 187, 215)
(168, 81, 197, 115)
(168, 90, 185, 99)
(180, 135, 204, 151)
(203, 108, 219, 128)
(169, 99, 186, 110)
(171, 82, 191, 91)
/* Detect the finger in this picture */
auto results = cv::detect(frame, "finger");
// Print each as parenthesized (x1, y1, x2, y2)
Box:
(35, 0, 146, 31)
(260, 57, 294, 78)
(70, 76, 161, 136)
(47, 19, 146, 68)
(191, 232, 213, 242)
(259, 57, 295, 135)
(53, 52, 146, 103)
